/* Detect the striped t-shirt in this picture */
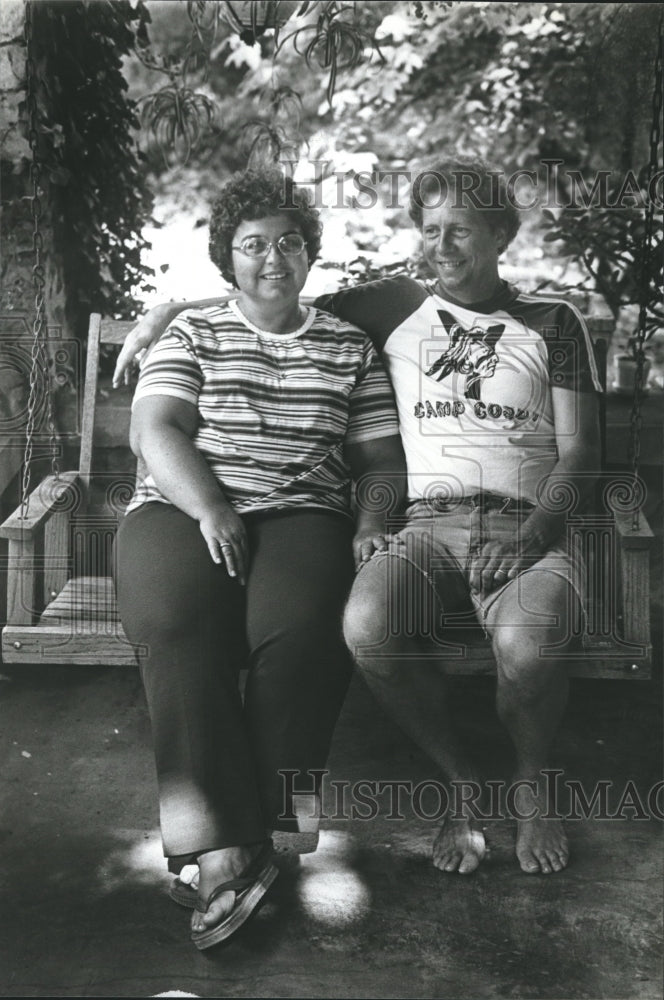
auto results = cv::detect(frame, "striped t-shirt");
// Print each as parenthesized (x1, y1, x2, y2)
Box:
(126, 301, 399, 516)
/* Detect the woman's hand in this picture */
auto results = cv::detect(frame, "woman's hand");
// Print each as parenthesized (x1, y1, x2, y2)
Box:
(112, 304, 181, 387)
(198, 503, 249, 584)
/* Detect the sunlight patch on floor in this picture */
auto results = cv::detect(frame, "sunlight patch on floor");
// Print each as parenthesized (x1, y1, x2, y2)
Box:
(297, 829, 371, 927)
(95, 828, 166, 893)
(150, 993, 201, 997)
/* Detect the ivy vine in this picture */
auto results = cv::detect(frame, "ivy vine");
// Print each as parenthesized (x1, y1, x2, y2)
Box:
(30, 0, 154, 333)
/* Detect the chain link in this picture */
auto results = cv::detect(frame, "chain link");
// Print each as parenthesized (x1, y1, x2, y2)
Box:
(628, 15, 663, 530)
(20, 0, 59, 520)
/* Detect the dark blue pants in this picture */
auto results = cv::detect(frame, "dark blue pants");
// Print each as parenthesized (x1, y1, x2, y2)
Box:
(114, 503, 354, 864)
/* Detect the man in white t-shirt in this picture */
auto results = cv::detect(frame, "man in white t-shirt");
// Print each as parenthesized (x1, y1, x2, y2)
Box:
(317, 159, 601, 876)
(114, 158, 601, 876)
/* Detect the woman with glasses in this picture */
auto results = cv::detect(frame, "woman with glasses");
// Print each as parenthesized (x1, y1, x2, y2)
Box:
(114, 168, 405, 949)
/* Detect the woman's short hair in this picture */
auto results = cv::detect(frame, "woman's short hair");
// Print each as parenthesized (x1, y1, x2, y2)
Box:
(408, 156, 521, 252)
(209, 168, 323, 286)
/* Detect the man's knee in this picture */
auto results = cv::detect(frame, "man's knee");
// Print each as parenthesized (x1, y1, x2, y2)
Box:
(490, 575, 578, 680)
(492, 624, 567, 688)
(342, 581, 390, 660)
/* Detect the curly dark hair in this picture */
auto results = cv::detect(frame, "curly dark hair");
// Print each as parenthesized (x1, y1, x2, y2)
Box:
(408, 156, 521, 252)
(208, 169, 323, 287)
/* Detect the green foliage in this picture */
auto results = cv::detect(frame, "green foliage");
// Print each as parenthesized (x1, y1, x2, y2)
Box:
(105, 1, 663, 328)
(32, 0, 154, 331)
(323, 253, 423, 288)
(128, 1, 391, 171)
(540, 196, 664, 331)
(319, 2, 661, 172)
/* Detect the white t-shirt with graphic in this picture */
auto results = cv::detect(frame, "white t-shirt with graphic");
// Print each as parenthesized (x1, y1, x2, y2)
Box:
(316, 277, 602, 505)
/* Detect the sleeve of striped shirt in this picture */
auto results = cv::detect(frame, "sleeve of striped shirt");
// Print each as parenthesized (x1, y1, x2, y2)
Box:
(131, 320, 203, 409)
(345, 336, 400, 444)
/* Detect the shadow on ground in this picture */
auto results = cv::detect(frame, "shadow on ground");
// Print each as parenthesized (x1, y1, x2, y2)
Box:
(0, 655, 662, 999)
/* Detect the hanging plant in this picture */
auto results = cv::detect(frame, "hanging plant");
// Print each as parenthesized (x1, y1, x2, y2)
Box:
(239, 118, 299, 166)
(275, 1, 384, 107)
(135, 0, 385, 168)
(219, 0, 301, 45)
(235, 85, 304, 164)
(264, 84, 303, 128)
(141, 84, 216, 164)
(134, 30, 218, 165)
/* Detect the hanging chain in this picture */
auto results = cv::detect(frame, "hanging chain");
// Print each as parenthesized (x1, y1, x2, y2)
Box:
(20, 0, 59, 519)
(628, 17, 663, 530)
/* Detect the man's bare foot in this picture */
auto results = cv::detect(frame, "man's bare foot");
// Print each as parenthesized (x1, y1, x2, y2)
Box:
(433, 816, 487, 874)
(516, 815, 569, 874)
(190, 844, 260, 933)
(513, 782, 569, 874)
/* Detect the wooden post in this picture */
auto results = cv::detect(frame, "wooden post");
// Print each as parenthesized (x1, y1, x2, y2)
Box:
(79, 313, 102, 489)
(615, 511, 653, 665)
(6, 537, 36, 625)
(43, 509, 69, 604)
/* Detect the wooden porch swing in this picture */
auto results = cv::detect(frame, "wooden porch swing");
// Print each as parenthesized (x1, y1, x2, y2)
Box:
(1, 24, 659, 679)
(0, 311, 655, 676)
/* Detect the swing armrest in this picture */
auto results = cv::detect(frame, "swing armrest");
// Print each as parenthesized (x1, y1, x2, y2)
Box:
(613, 510, 653, 658)
(0, 473, 81, 541)
(614, 509, 655, 549)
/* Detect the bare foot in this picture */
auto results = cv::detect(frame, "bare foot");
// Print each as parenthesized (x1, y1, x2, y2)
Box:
(190, 844, 259, 933)
(433, 816, 487, 874)
(516, 815, 569, 874)
(513, 783, 569, 874)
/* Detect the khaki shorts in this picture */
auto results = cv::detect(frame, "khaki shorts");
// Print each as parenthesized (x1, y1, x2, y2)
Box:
(364, 497, 585, 635)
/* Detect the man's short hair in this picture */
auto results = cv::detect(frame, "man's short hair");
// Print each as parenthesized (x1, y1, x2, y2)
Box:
(408, 156, 521, 252)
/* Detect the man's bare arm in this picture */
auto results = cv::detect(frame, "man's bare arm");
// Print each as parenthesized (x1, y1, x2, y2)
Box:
(469, 387, 601, 594)
(113, 297, 231, 387)
(345, 433, 408, 569)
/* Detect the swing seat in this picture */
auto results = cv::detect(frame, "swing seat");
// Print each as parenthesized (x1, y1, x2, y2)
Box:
(0, 314, 655, 677)
(3, 570, 137, 665)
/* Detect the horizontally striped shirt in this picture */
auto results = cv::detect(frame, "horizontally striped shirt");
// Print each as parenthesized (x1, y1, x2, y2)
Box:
(126, 302, 399, 516)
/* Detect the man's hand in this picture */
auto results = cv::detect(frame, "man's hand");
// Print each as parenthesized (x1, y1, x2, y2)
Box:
(198, 503, 249, 584)
(112, 304, 180, 387)
(352, 519, 404, 571)
(468, 536, 546, 596)
(352, 526, 389, 570)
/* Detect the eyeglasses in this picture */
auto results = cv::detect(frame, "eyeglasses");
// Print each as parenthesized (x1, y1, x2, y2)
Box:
(231, 233, 308, 258)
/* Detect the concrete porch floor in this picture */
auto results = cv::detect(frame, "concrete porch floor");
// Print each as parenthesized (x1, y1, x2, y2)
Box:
(0, 658, 662, 999)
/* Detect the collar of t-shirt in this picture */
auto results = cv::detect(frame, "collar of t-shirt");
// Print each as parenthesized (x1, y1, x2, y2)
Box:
(425, 279, 519, 314)
(227, 298, 316, 338)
